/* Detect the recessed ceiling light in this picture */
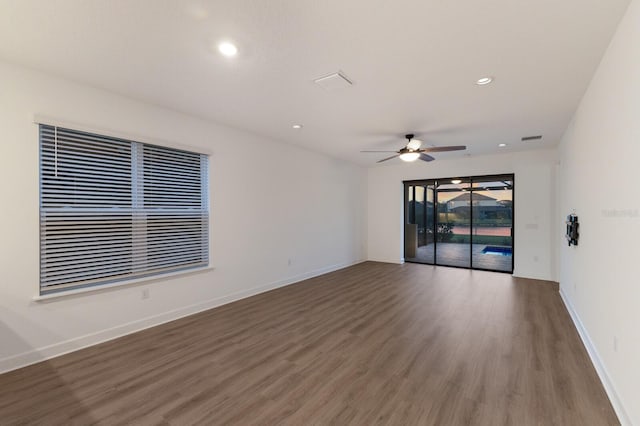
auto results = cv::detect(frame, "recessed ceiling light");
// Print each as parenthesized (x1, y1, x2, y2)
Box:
(476, 76, 493, 86)
(218, 41, 238, 57)
(498, 143, 507, 147)
(292, 124, 303, 129)
(451, 179, 462, 185)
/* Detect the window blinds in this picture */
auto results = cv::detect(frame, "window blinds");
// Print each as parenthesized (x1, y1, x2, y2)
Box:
(39, 124, 209, 294)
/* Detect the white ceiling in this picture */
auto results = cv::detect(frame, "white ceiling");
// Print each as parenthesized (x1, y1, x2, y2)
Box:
(0, 0, 630, 165)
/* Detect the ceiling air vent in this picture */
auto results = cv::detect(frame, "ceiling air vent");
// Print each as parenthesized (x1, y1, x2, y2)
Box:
(521, 135, 543, 142)
(314, 71, 353, 90)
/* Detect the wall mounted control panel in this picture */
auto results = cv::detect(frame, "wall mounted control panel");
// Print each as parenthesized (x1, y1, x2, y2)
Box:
(566, 214, 579, 246)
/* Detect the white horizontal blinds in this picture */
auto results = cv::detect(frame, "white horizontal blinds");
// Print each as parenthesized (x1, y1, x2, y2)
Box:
(40, 125, 134, 290)
(40, 125, 133, 208)
(139, 144, 208, 274)
(39, 124, 209, 294)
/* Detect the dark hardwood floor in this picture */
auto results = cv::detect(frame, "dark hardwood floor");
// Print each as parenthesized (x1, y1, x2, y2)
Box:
(0, 262, 618, 425)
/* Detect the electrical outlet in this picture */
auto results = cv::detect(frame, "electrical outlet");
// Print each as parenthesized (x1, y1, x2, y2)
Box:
(287, 258, 292, 266)
(533, 255, 539, 262)
(142, 288, 150, 300)
(613, 336, 618, 352)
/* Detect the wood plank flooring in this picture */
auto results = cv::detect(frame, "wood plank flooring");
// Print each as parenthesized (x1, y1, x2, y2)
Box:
(0, 262, 618, 425)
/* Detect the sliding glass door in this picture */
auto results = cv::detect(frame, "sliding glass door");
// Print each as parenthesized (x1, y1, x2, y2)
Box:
(404, 174, 514, 273)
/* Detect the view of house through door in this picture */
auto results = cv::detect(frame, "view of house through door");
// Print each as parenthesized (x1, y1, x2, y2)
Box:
(404, 174, 514, 273)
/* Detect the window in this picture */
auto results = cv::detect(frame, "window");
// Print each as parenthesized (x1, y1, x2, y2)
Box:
(39, 124, 209, 295)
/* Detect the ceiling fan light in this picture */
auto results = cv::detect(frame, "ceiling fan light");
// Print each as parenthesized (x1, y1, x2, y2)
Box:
(407, 139, 422, 150)
(399, 152, 420, 162)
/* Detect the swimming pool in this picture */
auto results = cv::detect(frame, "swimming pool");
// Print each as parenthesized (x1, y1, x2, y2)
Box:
(481, 246, 512, 256)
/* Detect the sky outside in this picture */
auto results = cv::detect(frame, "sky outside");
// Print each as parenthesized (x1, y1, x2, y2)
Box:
(437, 189, 513, 203)
(410, 181, 513, 203)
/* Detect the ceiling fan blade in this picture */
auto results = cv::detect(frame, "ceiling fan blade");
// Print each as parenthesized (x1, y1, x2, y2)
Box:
(419, 153, 435, 162)
(361, 150, 398, 153)
(376, 154, 399, 163)
(422, 145, 466, 153)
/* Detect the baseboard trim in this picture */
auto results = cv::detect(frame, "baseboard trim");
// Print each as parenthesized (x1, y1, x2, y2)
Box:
(366, 257, 404, 265)
(0, 259, 365, 375)
(559, 287, 630, 426)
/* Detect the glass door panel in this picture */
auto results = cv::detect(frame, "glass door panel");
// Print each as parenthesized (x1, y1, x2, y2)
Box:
(404, 183, 435, 263)
(435, 180, 471, 268)
(471, 178, 513, 272)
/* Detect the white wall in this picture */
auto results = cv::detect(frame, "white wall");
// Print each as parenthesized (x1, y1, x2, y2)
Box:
(0, 61, 367, 373)
(367, 149, 557, 281)
(557, 1, 638, 424)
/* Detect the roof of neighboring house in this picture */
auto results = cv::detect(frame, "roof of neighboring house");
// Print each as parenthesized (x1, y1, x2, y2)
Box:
(447, 192, 497, 203)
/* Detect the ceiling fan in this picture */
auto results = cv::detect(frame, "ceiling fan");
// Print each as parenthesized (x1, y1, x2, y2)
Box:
(361, 134, 466, 163)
